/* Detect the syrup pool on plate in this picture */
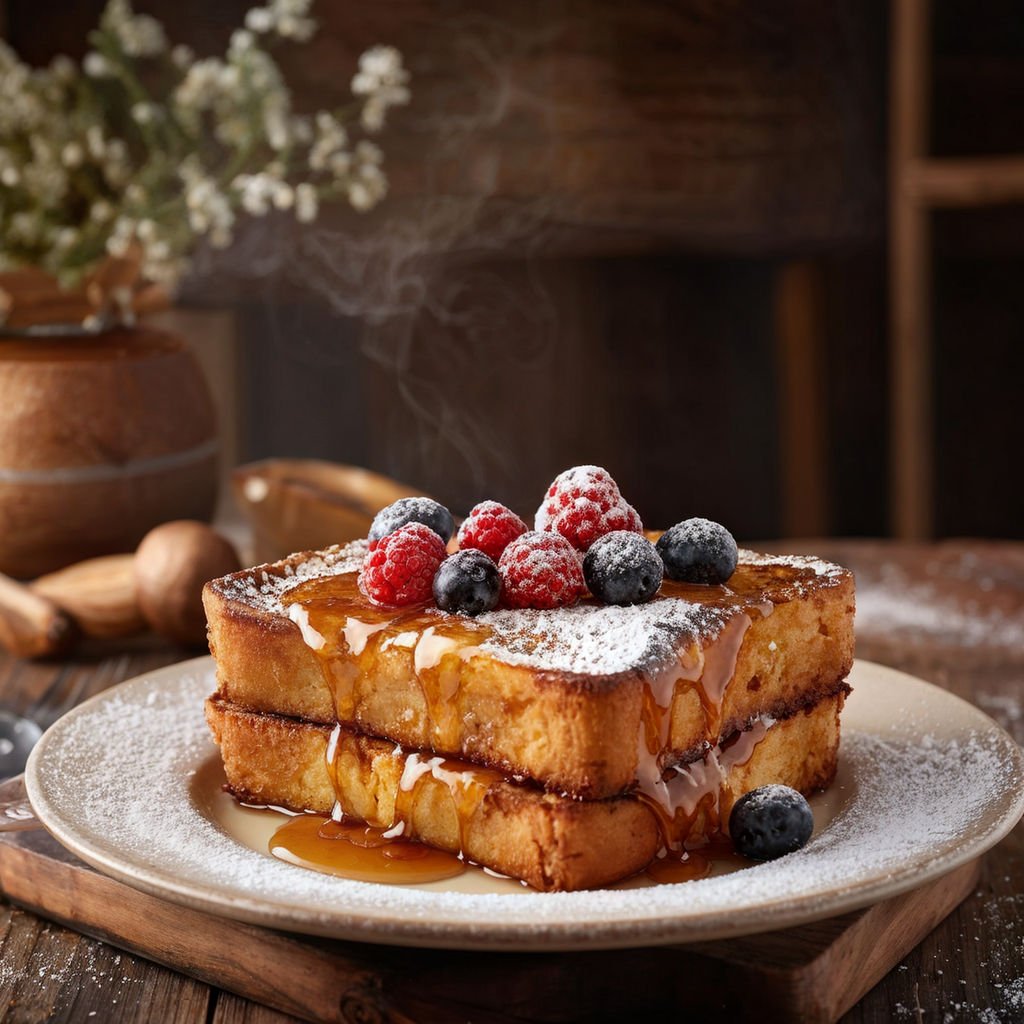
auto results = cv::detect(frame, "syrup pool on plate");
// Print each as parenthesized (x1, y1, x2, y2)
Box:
(269, 814, 467, 885)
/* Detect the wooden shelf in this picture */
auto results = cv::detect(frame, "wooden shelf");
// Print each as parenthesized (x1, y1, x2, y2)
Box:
(889, 0, 1024, 539)
(903, 155, 1024, 206)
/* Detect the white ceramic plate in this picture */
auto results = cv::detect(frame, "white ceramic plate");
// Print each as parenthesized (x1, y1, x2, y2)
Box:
(25, 657, 1024, 951)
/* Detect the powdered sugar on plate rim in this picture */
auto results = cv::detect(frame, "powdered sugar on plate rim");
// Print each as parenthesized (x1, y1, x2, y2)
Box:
(25, 657, 1024, 952)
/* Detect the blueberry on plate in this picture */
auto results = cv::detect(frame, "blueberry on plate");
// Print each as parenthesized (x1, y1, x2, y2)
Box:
(369, 497, 455, 546)
(583, 531, 663, 605)
(433, 549, 501, 616)
(656, 517, 738, 585)
(729, 784, 814, 861)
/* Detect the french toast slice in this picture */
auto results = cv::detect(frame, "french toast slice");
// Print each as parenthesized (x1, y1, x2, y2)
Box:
(204, 542, 854, 799)
(205, 689, 845, 892)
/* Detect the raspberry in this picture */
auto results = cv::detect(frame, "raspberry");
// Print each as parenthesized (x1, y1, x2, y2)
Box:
(498, 531, 586, 609)
(457, 501, 528, 561)
(534, 465, 643, 551)
(359, 523, 447, 606)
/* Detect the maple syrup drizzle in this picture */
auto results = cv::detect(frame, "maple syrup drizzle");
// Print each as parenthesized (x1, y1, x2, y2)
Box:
(275, 561, 799, 883)
(283, 573, 488, 747)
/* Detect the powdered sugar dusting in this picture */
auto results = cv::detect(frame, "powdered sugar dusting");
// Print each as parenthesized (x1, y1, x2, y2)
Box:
(738, 548, 846, 581)
(26, 660, 1024, 950)
(477, 599, 732, 675)
(211, 541, 367, 614)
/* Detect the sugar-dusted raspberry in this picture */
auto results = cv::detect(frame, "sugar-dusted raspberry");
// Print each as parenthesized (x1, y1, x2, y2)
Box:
(534, 465, 643, 551)
(359, 523, 447, 606)
(457, 500, 528, 562)
(498, 531, 586, 609)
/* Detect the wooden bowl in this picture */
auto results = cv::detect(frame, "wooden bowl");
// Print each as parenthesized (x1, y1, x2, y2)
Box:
(232, 459, 427, 563)
(0, 326, 218, 578)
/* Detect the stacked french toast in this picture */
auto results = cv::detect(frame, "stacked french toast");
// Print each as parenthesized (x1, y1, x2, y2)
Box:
(204, 467, 854, 891)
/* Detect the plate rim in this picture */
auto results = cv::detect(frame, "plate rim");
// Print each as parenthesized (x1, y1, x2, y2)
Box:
(25, 656, 1024, 952)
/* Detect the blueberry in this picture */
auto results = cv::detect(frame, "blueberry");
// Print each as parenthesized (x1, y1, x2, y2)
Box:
(656, 518, 738, 585)
(583, 531, 663, 605)
(433, 549, 501, 616)
(729, 784, 814, 861)
(369, 497, 455, 546)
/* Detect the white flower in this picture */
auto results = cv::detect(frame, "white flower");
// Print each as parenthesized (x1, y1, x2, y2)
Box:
(171, 44, 194, 70)
(219, 65, 241, 91)
(185, 176, 235, 243)
(90, 200, 114, 222)
(309, 111, 348, 171)
(175, 59, 225, 111)
(272, 183, 294, 209)
(294, 182, 318, 222)
(106, 216, 136, 257)
(328, 151, 351, 176)
(264, 108, 290, 151)
(0, 166, 19, 187)
(352, 46, 406, 92)
(233, 173, 272, 215)
(244, 0, 315, 42)
(245, 8, 274, 33)
(230, 29, 254, 55)
(86, 125, 106, 159)
(83, 52, 112, 78)
(131, 102, 158, 125)
(352, 47, 409, 133)
(104, 0, 167, 57)
(54, 227, 78, 250)
(347, 181, 373, 212)
(61, 142, 84, 168)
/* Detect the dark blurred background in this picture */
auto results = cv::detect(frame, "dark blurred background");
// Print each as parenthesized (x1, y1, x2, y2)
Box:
(6, 0, 1023, 541)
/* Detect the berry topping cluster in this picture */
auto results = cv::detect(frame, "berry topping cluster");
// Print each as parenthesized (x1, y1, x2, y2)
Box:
(357, 466, 739, 612)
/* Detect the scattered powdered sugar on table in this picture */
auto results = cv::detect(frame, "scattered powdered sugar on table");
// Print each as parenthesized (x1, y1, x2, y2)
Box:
(855, 563, 1024, 650)
(27, 664, 1023, 946)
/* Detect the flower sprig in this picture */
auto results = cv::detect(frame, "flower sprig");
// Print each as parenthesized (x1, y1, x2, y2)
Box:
(0, 0, 409, 289)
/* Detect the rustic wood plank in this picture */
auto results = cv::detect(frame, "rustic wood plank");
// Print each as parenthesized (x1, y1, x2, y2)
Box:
(211, 994, 303, 1024)
(0, 905, 210, 1024)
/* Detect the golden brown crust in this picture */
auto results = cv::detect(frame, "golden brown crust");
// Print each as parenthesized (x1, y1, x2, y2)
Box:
(204, 554, 854, 798)
(205, 692, 844, 892)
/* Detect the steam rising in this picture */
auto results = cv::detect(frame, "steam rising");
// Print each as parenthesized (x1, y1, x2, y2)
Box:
(197, 20, 573, 509)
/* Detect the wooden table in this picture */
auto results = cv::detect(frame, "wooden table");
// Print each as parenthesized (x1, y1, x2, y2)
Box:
(0, 540, 1020, 1023)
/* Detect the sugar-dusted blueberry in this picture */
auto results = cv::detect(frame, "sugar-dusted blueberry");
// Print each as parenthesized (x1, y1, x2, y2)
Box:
(369, 497, 455, 548)
(728, 784, 814, 861)
(656, 517, 738, 585)
(582, 530, 663, 606)
(432, 549, 501, 616)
